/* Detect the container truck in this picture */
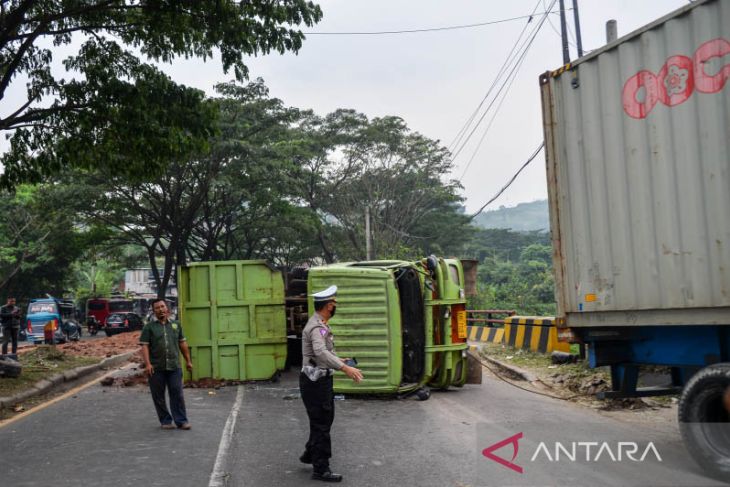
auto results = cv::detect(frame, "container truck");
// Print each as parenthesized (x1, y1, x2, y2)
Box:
(539, 0, 729, 477)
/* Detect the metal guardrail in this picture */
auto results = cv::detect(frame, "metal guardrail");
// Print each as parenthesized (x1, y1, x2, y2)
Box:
(466, 309, 516, 327)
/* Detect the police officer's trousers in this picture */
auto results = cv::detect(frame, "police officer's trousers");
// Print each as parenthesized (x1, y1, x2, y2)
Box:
(300, 372, 335, 473)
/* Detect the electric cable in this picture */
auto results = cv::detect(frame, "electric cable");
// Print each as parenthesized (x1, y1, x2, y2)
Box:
(457, 31, 533, 182)
(304, 11, 561, 36)
(469, 142, 545, 220)
(448, 0, 543, 153)
(543, 0, 578, 49)
(450, 2, 554, 165)
(468, 350, 587, 401)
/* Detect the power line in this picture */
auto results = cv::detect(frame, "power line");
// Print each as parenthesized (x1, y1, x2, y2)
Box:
(456, 2, 551, 180)
(469, 142, 545, 220)
(450, 1, 555, 165)
(448, 0, 542, 153)
(458, 47, 530, 181)
(303, 10, 562, 36)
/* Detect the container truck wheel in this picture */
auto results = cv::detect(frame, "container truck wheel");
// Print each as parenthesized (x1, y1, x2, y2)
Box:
(678, 363, 730, 480)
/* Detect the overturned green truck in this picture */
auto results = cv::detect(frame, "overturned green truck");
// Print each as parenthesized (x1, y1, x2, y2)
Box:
(177, 257, 478, 395)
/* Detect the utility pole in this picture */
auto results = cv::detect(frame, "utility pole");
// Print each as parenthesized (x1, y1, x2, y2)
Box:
(365, 206, 374, 260)
(572, 0, 584, 57)
(559, 0, 570, 65)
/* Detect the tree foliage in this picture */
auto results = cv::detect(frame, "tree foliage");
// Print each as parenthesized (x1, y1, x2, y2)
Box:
(298, 110, 470, 261)
(0, 0, 323, 187)
(0, 184, 93, 298)
(68, 80, 473, 295)
(466, 229, 556, 315)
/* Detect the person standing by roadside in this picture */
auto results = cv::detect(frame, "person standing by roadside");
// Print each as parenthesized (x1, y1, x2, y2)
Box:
(1, 297, 21, 355)
(140, 298, 193, 430)
(300, 285, 363, 482)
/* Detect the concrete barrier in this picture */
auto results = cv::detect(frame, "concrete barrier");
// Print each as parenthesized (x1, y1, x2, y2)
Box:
(467, 325, 504, 344)
(503, 316, 571, 354)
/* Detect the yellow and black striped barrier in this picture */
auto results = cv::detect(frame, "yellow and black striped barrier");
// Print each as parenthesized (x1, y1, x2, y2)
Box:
(503, 316, 570, 354)
(467, 325, 504, 344)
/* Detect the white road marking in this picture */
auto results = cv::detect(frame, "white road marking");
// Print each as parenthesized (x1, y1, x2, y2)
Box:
(209, 385, 244, 487)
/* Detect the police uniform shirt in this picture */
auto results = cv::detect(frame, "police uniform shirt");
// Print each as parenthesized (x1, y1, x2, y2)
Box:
(302, 312, 344, 371)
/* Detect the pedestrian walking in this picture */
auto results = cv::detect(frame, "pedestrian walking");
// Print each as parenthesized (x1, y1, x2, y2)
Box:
(300, 285, 363, 482)
(140, 298, 193, 430)
(1, 296, 21, 355)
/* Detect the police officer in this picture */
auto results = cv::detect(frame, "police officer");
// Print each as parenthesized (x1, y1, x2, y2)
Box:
(300, 285, 363, 482)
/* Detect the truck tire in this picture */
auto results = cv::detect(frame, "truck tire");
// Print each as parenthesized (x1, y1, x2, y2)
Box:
(678, 363, 730, 480)
(0, 356, 22, 378)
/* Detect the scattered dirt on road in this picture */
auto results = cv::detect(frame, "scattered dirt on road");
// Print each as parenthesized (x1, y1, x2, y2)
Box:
(58, 331, 142, 359)
(101, 371, 148, 387)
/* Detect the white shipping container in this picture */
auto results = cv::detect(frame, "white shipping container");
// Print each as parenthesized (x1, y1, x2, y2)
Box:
(541, 0, 730, 327)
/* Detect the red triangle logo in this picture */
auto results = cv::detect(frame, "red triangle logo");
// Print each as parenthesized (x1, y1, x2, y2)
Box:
(481, 432, 524, 474)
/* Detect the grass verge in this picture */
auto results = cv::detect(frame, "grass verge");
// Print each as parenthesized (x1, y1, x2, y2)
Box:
(0, 346, 98, 399)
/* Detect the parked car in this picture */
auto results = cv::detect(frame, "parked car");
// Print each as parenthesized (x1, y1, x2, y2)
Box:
(104, 312, 144, 336)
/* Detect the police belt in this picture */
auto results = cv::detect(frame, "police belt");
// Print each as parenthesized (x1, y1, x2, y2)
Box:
(301, 365, 334, 381)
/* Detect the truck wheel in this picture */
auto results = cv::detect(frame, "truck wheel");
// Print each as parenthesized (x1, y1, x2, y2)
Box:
(678, 363, 730, 480)
(0, 357, 22, 378)
(415, 387, 431, 401)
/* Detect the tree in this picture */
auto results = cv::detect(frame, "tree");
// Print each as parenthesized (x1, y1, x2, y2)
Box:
(79, 79, 316, 295)
(187, 80, 317, 265)
(0, 184, 93, 298)
(0, 0, 323, 187)
(467, 230, 556, 315)
(298, 112, 472, 261)
(81, 157, 214, 298)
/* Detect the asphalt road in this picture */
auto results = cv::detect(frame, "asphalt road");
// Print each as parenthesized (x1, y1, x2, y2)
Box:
(0, 366, 727, 487)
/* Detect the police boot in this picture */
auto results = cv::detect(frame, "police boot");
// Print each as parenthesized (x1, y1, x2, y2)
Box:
(312, 470, 343, 482)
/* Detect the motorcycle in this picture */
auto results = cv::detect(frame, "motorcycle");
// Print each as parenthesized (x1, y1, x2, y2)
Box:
(64, 320, 81, 341)
(86, 316, 100, 336)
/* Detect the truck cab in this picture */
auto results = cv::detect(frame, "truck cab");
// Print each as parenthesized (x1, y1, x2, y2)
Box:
(308, 256, 473, 395)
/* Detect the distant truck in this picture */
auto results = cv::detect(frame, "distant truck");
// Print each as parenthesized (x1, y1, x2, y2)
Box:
(26, 298, 81, 344)
(85, 298, 133, 335)
(540, 0, 729, 477)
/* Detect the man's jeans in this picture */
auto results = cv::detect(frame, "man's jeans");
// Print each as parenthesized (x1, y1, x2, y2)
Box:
(148, 368, 188, 426)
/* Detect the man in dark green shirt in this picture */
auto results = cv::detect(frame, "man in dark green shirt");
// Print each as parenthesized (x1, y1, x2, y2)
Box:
(140, 298, 193, 430)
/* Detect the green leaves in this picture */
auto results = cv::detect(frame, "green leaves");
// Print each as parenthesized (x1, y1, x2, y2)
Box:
(296, 110, 470, 261)
(0, 0, 323, 188)
(467, 229, 556, 315)
(0, 184, 89, 297)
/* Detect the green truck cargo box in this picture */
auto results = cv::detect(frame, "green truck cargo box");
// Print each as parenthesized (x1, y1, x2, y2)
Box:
(178, 260, 287, 381)
(308, 257, 470, 395)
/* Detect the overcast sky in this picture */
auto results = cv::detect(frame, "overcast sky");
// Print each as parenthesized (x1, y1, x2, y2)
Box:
(5, 1, 691, 212)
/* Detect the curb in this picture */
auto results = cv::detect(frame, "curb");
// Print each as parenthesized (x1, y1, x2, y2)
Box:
(469, 344, 538, 383)
(482, 355, 538, 382)
(0, 350, 138, 409)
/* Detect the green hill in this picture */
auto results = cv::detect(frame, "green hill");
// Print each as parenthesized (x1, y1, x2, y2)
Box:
(473, 199, 549, 232)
